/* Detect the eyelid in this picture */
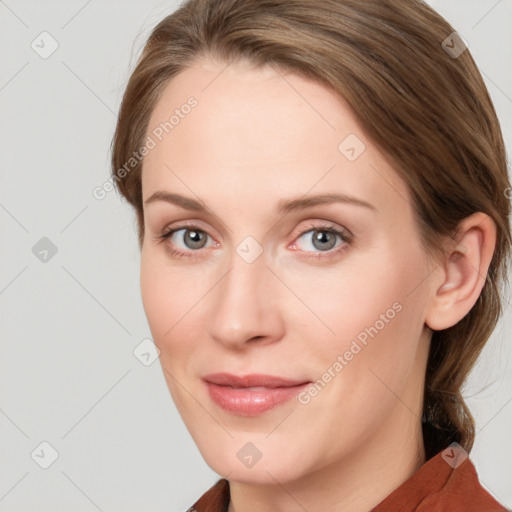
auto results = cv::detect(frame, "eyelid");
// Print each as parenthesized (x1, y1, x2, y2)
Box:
(289, 220, 352, 244)
(159, 219, 220, 244)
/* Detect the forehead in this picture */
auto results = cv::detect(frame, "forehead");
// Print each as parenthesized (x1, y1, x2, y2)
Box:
(142, 56, 409, 217)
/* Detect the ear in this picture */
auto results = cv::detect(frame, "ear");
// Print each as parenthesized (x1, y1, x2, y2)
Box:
(425, 212, 497, 331)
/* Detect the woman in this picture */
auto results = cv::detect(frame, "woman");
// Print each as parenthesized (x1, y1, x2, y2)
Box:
(111, 0, 510, 510)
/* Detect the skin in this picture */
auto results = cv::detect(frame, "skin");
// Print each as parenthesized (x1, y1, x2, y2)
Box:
(139, 56, 497, 512)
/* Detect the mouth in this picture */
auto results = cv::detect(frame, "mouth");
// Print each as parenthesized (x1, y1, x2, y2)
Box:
(202, 373, 312, 416)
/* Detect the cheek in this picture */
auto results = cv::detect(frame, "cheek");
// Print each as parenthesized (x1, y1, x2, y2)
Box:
(289, 247, 427, 390)
(140, 262, 169, 339)
(140, 252, 210, 389)
(276, 251, 407, 345)
(140, 257, 194, 403)
(140, 251, 199, 338)
(318, 260, 428, 423)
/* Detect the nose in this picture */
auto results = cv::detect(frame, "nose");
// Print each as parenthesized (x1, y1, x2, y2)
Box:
(207, 246, 285, 350)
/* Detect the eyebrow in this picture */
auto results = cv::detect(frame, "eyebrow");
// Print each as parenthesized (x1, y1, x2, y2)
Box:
(144, 191, 376, 214)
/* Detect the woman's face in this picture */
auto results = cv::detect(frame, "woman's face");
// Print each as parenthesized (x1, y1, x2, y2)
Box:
(140, 56, 436, 484)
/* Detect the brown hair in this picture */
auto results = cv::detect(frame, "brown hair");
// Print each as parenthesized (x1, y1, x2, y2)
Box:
(111, 0, 511, 459)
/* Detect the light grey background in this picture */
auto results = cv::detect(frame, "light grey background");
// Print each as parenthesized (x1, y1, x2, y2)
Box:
(0, 1, 511, 511)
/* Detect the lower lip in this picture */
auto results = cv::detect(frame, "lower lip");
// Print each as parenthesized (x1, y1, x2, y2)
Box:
(204, 381, 311, 416)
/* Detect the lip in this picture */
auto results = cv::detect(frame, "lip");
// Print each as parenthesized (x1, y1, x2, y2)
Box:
(202, 373, 311, 416)
(203, 373, 310, 388)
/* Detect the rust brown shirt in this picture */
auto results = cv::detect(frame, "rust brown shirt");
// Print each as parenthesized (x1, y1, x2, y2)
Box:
(187, 449, 508, 511)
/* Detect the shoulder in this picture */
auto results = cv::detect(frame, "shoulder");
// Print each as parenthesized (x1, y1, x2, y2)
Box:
(373, 446, 508, 511)
(432, 456, 507, 511)
(187, 478, 230, 512)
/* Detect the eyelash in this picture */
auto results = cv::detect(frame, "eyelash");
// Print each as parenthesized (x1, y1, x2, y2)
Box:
(155, 221, 353, 261)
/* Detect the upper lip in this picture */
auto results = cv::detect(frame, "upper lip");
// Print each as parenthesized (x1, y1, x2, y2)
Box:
(203, 373, 310, 388)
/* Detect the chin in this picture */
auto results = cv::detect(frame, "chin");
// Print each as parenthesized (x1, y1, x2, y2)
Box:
(212, 460, 305, 486)
(197, 438, 311, 486)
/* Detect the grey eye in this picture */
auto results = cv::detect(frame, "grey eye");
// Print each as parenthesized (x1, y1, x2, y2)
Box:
(174, 228, 209, 250)
(296, 229, 340, 252)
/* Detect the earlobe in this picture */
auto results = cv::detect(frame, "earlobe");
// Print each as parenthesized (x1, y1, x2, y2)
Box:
(425, 212, 497, 331)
